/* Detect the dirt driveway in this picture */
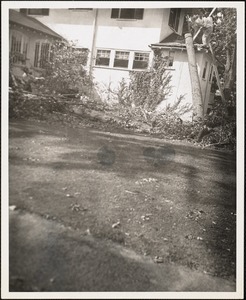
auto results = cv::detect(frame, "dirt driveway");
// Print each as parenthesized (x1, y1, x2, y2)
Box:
(8, 119, 237, 290)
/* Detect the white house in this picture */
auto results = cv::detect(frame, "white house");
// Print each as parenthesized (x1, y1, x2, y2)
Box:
(12, 8, 215, 118)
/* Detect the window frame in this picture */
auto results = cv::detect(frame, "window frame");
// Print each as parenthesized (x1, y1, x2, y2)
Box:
(33, 40, 51, 69)
(168, 8, 181, 32)
(95, 49, 111, 67)
(94, 48, 150, 71)
(10, 30, 29, 65)
(111, 9, 144, 20)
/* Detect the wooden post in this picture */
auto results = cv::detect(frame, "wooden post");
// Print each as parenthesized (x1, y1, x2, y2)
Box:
(185, 33, 204, 119)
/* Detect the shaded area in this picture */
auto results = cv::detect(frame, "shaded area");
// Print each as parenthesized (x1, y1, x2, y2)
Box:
(9, 120, 236, 282)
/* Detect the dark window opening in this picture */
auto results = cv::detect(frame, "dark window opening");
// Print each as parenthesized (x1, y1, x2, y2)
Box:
(20, 9, 49, 16)
(168, 8, 181, 32)
(113, 51, 129, 68)
(111, 9, 144, 20)
(202, 61, 208, 79)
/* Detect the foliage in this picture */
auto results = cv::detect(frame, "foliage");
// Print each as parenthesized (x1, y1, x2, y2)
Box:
(36, 41, 92, 95)
(116, 49, 173, 112)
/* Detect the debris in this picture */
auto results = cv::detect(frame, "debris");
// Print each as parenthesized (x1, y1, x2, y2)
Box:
(197, 237, 203, 240)
(112, 221, 121, 228)
(125, 190, 139, 195)
(225, 227, 230, 231)
(212, 221, 217, 225)
(163, 238, 168, 241)
(135, 178, 158, 185)
(125, 232, 130, 236)
(74, 192, 81, 195)
(185, 234, 193, 240)
(141, 214, 152, 221)
(66, 194, 74, 198)
(154, 256, 164, 263)
(49, 278, 55, 283)
(9, 205, 17, 211)
(62, 187, 68, 191)
(70, 203, 87, 212)
(86, 228, 91, 235)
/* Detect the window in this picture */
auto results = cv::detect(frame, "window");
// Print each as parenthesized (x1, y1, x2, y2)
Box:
(167, 51, 175, 67)
(34, 41, 51, 68)
(94, 49, 150, 70)
(208, 65, 214, 82)
(168, 8, 181, 32)
(10, 31, 28, 65)
(133, 52, 149, 69)
(114, 51, 130, 68)
(68, 9, 93, 11)
(202, 61, 208, 79)
(95, 49, 111, 66)
(20, 9, 49, 16)
(111, 9, 144, 20)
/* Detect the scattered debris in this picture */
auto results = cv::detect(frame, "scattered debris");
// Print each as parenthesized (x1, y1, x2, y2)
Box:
(154, 256, 164, 263)
(70, 203, 87, 212)
(212, 221, 217, 225)
(62, 187, 68, 191)
(125, 190, 139, 195)
(185, 234, 193, 240)
(163, 238, 168, 241)
(141, 214, 152, 221)
(125, 232, 130, 236)
(112, 221, 121, 228)
(66, 194, 74, 198)
(135, 178, 158, 185)
(197, 237, 203, 240)
(9, 205, 17, 211)
(85, 228, 91, 235)
(186, 209, 206, 221)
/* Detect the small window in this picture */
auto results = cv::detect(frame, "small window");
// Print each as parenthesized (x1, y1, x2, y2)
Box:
(21, 9, 50, 16)
(202, 61, 208, 79)
(208, 65, 214, 82)
(114, 51, 130, 68)
(133, 52, 149, 69)
(68, 9, 93, 11)
(167, 51, 175, 67)
(34, 41, 51, 68)
(10, 31, 29, 65)
(95, 50, 111, 66)
(111, 9, 144, 20)
(168, 8, 181, 32)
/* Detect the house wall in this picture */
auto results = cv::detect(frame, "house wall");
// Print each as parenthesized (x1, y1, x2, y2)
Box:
(156, 49, 214, 120)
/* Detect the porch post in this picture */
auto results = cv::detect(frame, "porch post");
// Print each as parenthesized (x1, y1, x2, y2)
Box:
(185, 33, 204, 119)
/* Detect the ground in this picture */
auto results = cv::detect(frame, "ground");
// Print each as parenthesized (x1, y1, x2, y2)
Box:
(8, 118, 237, 292)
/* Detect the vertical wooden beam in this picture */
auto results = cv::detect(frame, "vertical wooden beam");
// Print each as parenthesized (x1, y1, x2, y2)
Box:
(185, 33, 204, 118)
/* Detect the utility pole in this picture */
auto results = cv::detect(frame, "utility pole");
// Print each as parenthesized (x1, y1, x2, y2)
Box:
(185, 33, 204, 119)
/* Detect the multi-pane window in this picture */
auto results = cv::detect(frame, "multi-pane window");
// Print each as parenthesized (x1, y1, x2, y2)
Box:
(114, 51, 130, 68)
(111, 9, 144, 20)
(168, 8, 181, 32)
(20, 9, 49, 16)
(202, 61, 208, 79)
(95, 49, 150, 70)
(34, 41, 51, 68)
(95, 49, 111, 66)
(10, 31, 28, 64)
(133, 52, 149, 69)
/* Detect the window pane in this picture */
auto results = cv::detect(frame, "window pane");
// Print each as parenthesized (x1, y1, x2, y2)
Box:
(96, 50, 111, 66)
(111, 9, 144, 19)
(135, 9, 144, 19)
(28, 9, 49, 15)
(114, 51, 129, 68)
(120, 9, 135, 19)
(133, 52, 149, 69)
(168, 8, 181, 31)
(111, 9, 119, 18)
(202, 61, 208, 79)
(34, 42, 40, 67)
